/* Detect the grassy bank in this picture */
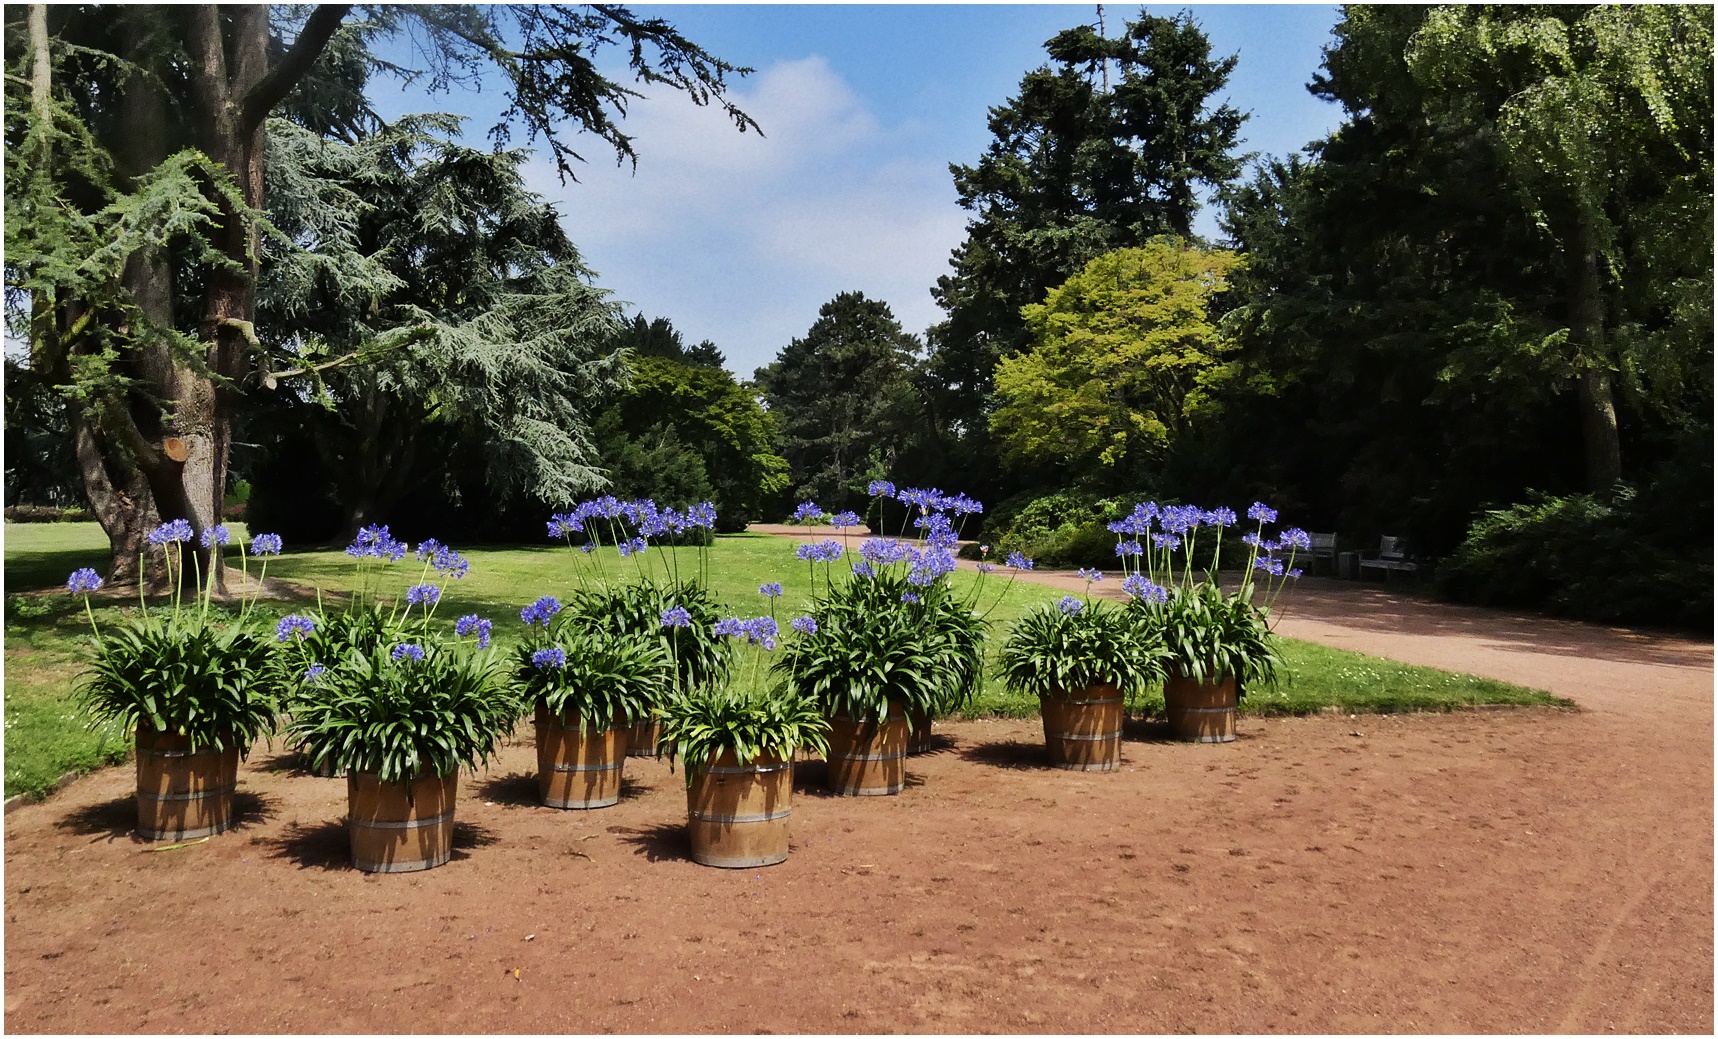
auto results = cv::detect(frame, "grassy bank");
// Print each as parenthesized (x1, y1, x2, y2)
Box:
(2, 522, 1565, 799)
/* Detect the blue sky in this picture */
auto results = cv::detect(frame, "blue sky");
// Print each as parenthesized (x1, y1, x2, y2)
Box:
(369, 4, 1346, 378)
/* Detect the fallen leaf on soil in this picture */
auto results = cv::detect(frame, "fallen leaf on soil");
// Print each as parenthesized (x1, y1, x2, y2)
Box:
(141, 837, 211, 853)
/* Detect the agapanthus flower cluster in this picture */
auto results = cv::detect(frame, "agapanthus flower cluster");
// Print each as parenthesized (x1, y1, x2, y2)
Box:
(790, 501, 825, 524)
(758, 582, 783, 598)
(532, 647, 567, 669)
(347, 524, 407, 561)
(900, 591, 922, 605)
(859, 537, 914, 566)
(520, 596, 562, 626)
(250, 533, 284, 556)
(146, 519, 194, 546)
(660, 606, 693, 629)
(1006, 551, 1035, 571)
(303, 664, 328, 683)
(199, 524, 231, 548)
(455, 614, 494, 649)
(276, 615, 316, 642)
(1057, 596, 1084, 614)
(1077, 568, 1103, 582)
(907, 546, 958, 587)
(713, 615, 779, 650)
(616, 536, 650, 558)
(65, 568, 103, 594)
(914, 512, 959, 550)
(548, 497, 718, 545)
(867, 480, 897, 498)
(796, 540, 845, 563)
(391, 643, 426, 664)
(405, 583, 441, 607)
(416, 539, 470, 579)
(790, 615, 818, 635)
(1121, 573, 1169, 603)
(831, 511, 861, 529)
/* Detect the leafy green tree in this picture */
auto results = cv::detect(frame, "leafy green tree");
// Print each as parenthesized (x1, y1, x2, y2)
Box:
(611, 313, 726, 369)
(755, 292, 924, 513)
(925, 10, 1246, 481)
(990, 242, 1239, 486)
(3, 3, 755, 586)
(593, 353, 789, 530)
(253, 116, 628, 537)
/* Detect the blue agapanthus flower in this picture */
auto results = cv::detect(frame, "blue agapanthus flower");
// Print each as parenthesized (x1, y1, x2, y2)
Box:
(944, 493, 984, 516)
(547, 512, 584, 538)
(790, 615, 818, 635)
(851, 561, 876, 579)
(199, 524, 231, 548)
(790, 501, 824, 523)
(1121, 574, 1169, 603)
(744, 616, 779, 650)
(391, 643, 426, 663)
(831, 511, 861, 529)
(859, 537, 911, 566)
(867, 480, 896, 498)
(897, 487, 944, 512)
(65, 568, 104, 594)
(531, 647, 566, 669)
(1077, 568, 1103, 582)
(520, 596, 562, 626)
(686, 502, 718, 529)
(1152, 533, 1183, 552)
(303, 663, 327, 683)
(758, 582, 783, 598)
(900, 591, 921, 605)
(1207, 506, 1238, 527)
(976, 563, 996, 574)
(1057, 596, 1084, 614)
(1005, 551, 1034, 571)
(1281, 527, 1313, 550)
(712, 617, 746, 638)
(455, 614, 493, 649)
(348, 524, 406, 561)
(1115, 541, 1143, 558)
(276, 615, 316, 642)
(250, 532, 283, 556)
(1248, 502, 1279, 523)
(146, 519, 194, 545)
(796, 540, 844, 563)
(660, 606, 693, 629)
(405, 583, 440, 607)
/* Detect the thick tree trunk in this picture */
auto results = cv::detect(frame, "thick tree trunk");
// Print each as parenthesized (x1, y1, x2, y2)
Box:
(1569, 222, 1623, 492)
(72, 412, 161, 590)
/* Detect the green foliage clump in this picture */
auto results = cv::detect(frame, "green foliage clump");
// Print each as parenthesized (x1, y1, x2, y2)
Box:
(512, 629, 668, 731)
(1131, 583, 1281, 699)
(564, 579, 732, 695)
(1000, 599, 1164, 701)
(658, 683, 830, 785)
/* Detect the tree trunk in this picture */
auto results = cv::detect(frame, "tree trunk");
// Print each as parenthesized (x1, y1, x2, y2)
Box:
(1569, 221, 1623, 492)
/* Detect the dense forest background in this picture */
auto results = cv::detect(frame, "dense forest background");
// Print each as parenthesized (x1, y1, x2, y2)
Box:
(6, 4, 1711, 628)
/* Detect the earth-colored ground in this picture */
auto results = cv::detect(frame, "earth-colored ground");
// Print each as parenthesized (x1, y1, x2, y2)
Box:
(4, 560, 1711, 1034)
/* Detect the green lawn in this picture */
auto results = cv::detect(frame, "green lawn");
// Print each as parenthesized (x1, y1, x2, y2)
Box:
(2, 521, 1566, 799)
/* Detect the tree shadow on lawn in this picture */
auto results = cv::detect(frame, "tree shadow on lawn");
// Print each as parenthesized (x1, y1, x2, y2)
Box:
(262, 818, 500, 871)
(54, 789, 278, 842)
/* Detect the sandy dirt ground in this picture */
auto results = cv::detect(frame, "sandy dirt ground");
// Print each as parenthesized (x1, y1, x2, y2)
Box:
(4, 547, 1712, 1034)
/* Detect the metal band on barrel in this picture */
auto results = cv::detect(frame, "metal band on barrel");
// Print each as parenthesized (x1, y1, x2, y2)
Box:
(1052, 731, 1121, 742)
(350, 809, 455, 831)
(135, 783, 236, 802)
(705, 762, 792, 776)
(550, 760, 624, 773)
(687, 807, 792, 824)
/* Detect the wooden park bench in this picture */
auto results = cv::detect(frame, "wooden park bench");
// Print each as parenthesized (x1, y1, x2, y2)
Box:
(1308, 531, 1337, 574)
(1358, 536, 1418, 581)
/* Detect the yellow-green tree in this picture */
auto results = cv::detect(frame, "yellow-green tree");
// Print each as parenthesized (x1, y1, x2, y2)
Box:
(990, 242, 1239, 479)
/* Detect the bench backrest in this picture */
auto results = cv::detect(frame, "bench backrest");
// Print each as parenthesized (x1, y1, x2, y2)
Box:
(1379, 536, 1406, 560)
(1310, 532, 1337, 556)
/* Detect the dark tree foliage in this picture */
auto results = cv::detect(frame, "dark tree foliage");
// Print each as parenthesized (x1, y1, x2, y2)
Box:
(755, 292, 926, 515)
(611, 313, 726, 369)
(922, 10, 1246, 499)
(3, 356, 81, 508)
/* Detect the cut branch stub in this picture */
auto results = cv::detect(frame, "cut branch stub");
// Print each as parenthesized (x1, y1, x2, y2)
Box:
(162, 437, 191, 463)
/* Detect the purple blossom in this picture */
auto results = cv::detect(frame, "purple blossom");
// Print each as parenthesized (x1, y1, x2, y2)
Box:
(686, 502, 718, 529)
(1281, 527, 1312, 551)
(660, 606, 692, 629)
(199, 524, 231, 548)
(303, 664, 327, 683)
(520, 596, 562, 626)
(65, 568, 103, 594)
(1207, 507, 1238, 527)
(391, 642, 426, 663)
(831, 511, 861, 529)
(547, 512, 584, 538)
(417, 540, 470, 579)
(944, 494, 984, 516)
(532, 647, 566, 670)
(275, 615, 316, 642)
(1057, 596, 1084, 614)
(1152, 533, 1183, 552)
(347, 524, 406, 561)
(850, 561, 876, 579)
(250, 533, 283, 556)
(455, 614, 493, 649)
(1248, 502, 1279, 523)
(758, 582, 783, 598)
(1122, 574, 1169, 603)
(791, 615, 818, 635)
(744, 616, 779, 650)
(146, 519, 194, 545)
(790, 501, 824, 523)
(859, 537, 912, 566)
(1115, 541, 1144, 558)
(900, 592, 921, 605)
(897, 487, 944, 512)
(1077, 568, 1103, 582)
(1005, 551, 1034, 571)
(976, 563, 996, 574)
(866, 480, 896, 498)
(796, 540, 844, 563)
(405, 583, 440, 607)
(1287, 568, 1304, 579)
(712, 617, 746, 638)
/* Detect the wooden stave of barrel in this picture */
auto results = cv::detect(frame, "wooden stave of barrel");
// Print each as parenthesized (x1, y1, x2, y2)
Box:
(534, 702, 628, 808)
(623, 713, 662, 758)
(1039, 685, 1124, 771)
(685, 750, 794, 868)
(1162, 669, 1238, 743)
(134, 726, 241, 841)
(346, 770, 458, 873)
(825, 702, 909, 796)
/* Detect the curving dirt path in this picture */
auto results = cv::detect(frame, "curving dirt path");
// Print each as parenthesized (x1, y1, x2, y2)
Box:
(4, 534, 1711, 1033)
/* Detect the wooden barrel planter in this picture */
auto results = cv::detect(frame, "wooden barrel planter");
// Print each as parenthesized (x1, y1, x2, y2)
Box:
(1162, 670, 1238, 743)
(346, 770, 458, 873)
(1039, 684, 1124, 771)
(826, 702, 908, 796)
(534, 703, 628, 808)
(905, 705, 933, 755)
(686, 751, 794, 868)
(134, 726, 240, 841)
(624, 714, 662, 759)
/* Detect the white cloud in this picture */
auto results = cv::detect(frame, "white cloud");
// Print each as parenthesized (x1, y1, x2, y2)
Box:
(523, 56, 968, 377)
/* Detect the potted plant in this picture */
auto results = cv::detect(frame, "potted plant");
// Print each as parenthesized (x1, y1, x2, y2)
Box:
(513, 595, 669, 809)
(774, 486, 999, 795)
(283, 529, 515, 872)
(547, 498, 728, 757)
(659, 614, 829, 868)
(68, 521, 281, 841)
(1112, 502, 1302, 742)
(1000, 576, 1163, 770)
